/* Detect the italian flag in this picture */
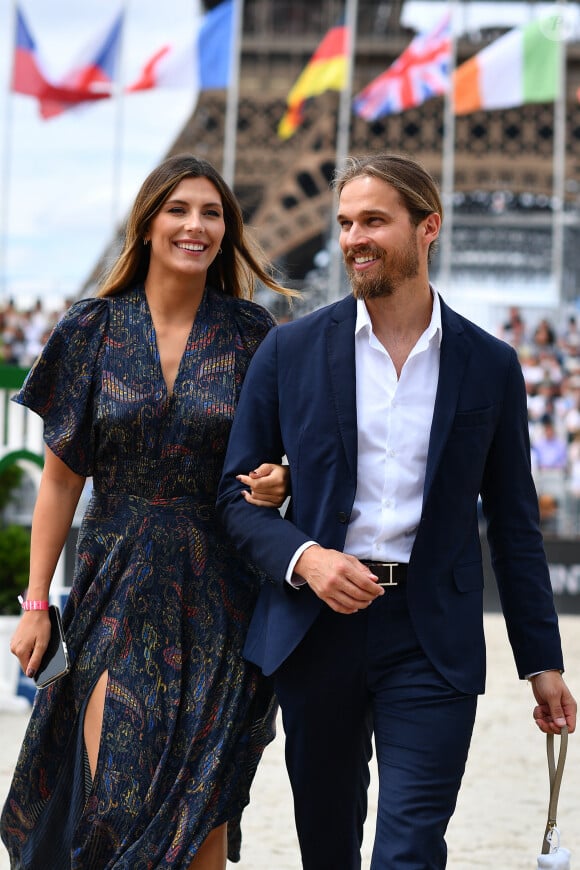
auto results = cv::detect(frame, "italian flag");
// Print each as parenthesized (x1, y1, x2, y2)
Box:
(453, 16, 561, 115)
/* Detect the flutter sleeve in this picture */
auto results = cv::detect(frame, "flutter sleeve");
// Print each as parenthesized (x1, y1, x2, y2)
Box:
(233, 298, 276, 354)
(230, 298, 277, 397)
(12, 298, 109, 477)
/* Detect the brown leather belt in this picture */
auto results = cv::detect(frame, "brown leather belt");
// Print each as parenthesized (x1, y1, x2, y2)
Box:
(361, 560, 408, 587)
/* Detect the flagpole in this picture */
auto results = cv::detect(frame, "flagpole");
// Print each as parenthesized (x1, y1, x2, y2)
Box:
(0, 89, 13, 304)
(328, 0, 358, 304)
(111, 4, 128, 237)
(438, 0, 459, 293)
(551, 5, 568, 306)
(223, 0, 243, 188)
(0, 0, 17, 302)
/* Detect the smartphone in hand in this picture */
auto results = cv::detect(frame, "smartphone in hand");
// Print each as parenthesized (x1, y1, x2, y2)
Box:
(34, 605, 70, 689)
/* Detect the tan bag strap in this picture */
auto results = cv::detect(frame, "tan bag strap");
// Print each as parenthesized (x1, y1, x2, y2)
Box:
(541, 726, 568, 855)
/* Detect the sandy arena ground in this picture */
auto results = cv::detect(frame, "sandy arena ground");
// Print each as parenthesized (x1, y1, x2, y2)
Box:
(1, 612, 578, 869)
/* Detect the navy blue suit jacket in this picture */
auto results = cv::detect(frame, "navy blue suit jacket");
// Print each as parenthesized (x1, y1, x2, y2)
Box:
(217, 294, 564, 693)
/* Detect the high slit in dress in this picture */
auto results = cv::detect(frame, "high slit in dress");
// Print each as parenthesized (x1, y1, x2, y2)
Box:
(0, 286, 278, 869)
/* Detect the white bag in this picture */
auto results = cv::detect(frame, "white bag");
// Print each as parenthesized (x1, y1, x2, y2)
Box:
(537, 847, 571, 869)
(536, 728, 570, 869)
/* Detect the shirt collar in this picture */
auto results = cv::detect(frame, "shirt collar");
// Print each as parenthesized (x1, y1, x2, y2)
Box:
(355, 287, 443, 348)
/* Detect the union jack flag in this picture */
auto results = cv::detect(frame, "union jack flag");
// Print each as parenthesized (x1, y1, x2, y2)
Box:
(354, 13, 451, 120)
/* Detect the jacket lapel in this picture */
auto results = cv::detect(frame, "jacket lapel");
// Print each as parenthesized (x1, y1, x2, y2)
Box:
(327, 296, 358, 482)
(324, 294, 471, 500)
(423, 297, 471, 503)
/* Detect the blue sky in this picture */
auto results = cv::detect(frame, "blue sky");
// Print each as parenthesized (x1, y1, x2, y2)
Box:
(0, 0, 202, 311)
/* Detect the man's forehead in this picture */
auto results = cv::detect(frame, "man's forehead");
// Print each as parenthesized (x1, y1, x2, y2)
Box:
(341, 174, 393, 194)
(338, 177, 401, 214)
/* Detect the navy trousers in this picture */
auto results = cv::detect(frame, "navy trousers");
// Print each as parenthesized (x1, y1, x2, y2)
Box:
(273, 586, 478, 870)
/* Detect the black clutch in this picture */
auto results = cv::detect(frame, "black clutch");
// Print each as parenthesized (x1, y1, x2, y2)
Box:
(34, 605, 70, 689)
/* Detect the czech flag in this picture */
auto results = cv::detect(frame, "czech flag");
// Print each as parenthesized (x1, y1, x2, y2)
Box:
(127, 0, 233, 93)
(278, 23, 349, 140)
(11, 6, 50, 99)
(39, 10, 124, 119)
(11, 5, 124, 120)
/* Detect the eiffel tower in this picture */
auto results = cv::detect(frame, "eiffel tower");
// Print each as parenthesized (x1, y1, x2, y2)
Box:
(82, 0, 580, 313)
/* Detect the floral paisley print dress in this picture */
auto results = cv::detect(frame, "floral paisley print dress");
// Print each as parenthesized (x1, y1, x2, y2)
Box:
(0, 286, 277, 869)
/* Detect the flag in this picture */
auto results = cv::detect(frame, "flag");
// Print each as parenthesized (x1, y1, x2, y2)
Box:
(278, 23, 349, 140)
(39, 10, 124, 119)
(127, 0, 233, 92)
(11, 5, 124, 120)
(453, 16, 560, 115)
(354, 14, 451, 120)
(11, 6, 50, 98)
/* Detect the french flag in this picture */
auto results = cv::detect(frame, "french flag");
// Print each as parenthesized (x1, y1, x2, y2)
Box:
(127, 0, 233, 93)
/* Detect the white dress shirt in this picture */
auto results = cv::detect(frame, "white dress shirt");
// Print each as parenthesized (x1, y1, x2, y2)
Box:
(345, 292, 441, 562)
(287, 290, 442, 582)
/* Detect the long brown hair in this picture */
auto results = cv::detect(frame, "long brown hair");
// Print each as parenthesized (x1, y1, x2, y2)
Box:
(98, 154, 295, 300)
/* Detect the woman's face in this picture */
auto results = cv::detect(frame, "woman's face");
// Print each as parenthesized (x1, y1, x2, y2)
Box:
(145, 176, 226, 284)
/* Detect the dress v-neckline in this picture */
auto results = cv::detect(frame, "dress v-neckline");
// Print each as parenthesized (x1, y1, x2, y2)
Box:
(142, 288, 205, 399)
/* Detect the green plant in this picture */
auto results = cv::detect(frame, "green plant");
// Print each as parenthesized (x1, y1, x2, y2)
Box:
(0, 524, 31, 615)
(0, 465, 31, 615)
(0, 464, 24, 512)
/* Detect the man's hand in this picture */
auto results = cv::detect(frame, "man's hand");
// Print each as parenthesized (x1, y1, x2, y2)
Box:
(530, 670, 577, 734)
(295, 545, 384, 614)
(236, 463, 289, 508)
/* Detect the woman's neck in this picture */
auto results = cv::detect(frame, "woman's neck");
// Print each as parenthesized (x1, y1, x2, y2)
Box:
(144, 274, 205, 324)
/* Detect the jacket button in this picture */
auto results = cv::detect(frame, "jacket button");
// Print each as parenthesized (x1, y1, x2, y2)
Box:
(338, 512, 348, 523)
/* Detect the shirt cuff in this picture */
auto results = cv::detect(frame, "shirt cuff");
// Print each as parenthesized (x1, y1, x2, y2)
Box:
(285, 541, 318, 588)
(525, 669, 564, 680)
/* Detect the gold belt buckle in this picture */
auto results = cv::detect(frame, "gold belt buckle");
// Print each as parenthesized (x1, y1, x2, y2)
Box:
(377, 562, 399, 587)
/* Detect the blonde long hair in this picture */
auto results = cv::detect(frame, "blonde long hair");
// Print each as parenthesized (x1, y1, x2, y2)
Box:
(98, 154, 296, 300)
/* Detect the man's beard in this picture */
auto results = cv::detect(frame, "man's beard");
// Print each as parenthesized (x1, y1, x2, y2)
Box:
(345, 239, 419, 300)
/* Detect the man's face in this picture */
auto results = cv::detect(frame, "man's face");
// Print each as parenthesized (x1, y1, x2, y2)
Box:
(337, 175, 421, 299)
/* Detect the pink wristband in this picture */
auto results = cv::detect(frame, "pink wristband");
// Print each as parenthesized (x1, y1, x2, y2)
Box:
(18, 596, 49, 611)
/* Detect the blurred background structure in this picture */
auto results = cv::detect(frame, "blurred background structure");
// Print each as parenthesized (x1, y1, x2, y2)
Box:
(88, 1, 580, 324)
(2, 0, 580, 324)
(1, 0, 580, 712)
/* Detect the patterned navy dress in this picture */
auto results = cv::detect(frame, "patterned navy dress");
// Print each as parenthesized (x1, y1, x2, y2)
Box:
(0, 286, 278, 869)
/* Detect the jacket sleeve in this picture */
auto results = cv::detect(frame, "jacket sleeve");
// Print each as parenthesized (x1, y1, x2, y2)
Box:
(481, 349, 564, 677)
(216, 326, 312, 583)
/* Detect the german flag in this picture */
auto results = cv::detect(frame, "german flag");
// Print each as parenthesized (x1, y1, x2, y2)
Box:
(278, 24, 349, 140)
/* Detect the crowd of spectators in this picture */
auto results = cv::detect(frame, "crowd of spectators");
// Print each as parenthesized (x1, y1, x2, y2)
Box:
(499, 305, 580, 536)
(0, 298, 67, 368)
(3, 296, 580, 537)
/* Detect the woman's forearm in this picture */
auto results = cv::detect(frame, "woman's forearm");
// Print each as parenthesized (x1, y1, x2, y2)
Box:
(26, 449, 86, 600)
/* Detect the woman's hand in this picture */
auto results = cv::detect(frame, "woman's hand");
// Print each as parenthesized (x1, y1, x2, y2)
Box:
(10, 610, 52, 680)
(236, 463, 289, 508)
